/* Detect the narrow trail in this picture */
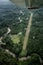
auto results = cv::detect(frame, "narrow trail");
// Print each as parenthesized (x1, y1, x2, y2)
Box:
(19, 56, 31, 61)
(5, 49, 16, 58)
(22, 13, 33, 51)
(0, 37, 3, 43)
(6, 28, 11, 35)
(0, 27, 11, 43)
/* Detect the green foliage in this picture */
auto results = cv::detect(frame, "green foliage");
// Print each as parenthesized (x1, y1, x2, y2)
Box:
(2, 35, 22, 56)
(0, 4, 43, 65)
(27, 12, 43, 59)
(0, 27, 7, 37)
(20, 50, 27, 57)
(18, 53, 41, 65)
(28, 53, 41, 65)
(0, 49, 17, 65)
(18, 60, 28, 65)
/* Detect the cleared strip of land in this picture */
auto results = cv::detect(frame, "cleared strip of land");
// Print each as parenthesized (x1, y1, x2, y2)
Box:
(22, 13, 33, 51)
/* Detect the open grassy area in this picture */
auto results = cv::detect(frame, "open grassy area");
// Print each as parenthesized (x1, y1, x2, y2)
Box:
(10, 35, 20, 44)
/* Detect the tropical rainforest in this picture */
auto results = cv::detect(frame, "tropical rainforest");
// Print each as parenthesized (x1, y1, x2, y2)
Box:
(0, 0, 43, 65)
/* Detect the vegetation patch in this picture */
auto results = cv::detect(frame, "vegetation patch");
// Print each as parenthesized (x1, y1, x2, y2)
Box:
(10, 34, 21, 44)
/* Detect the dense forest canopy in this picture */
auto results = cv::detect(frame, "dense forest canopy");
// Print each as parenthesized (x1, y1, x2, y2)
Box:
(0, 0, 43, 65)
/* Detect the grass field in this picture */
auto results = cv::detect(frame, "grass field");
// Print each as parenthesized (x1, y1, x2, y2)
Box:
(10, 34, 20, 44)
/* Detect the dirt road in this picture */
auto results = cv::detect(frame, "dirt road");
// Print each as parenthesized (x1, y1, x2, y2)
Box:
(22, 13, 33, 51)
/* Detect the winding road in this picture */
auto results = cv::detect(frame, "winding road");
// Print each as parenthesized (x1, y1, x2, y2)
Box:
(0, 27, 11, 43)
